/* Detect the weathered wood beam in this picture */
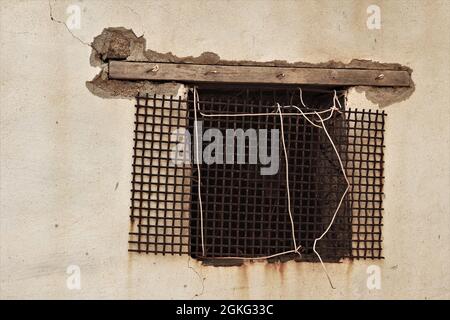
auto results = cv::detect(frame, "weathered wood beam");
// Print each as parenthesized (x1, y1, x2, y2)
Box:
(109, 61, 411, 87)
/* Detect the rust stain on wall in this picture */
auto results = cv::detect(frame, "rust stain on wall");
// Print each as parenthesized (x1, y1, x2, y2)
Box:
(265, 261, 287, 281)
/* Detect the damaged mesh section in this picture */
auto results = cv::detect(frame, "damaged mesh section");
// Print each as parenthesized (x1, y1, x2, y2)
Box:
(129, 90, 385, 261)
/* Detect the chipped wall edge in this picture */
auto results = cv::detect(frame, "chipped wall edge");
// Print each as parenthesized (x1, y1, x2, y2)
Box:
(86, 27, 414, 106)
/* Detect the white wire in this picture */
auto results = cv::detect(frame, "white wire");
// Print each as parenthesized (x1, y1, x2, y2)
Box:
(193, 88, 303, 260)
(286, 104, 323, 128)
(334, 90, 344, 110)
(299, 87, 311, 109)
(196, 108, 334, 118)
(192, 87, 205, 256)
(191, 87, 350, 289)
(277, 103, 300, 257)
(312, 111, 351, 289)
(212, 246, 302, 261)
(195, 89, 344, 119)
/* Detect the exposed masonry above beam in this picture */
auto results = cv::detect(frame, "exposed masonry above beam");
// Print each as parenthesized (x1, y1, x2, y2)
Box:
(108, 61, 411, 87)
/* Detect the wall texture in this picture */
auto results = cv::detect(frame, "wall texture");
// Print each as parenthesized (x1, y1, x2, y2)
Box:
(1, 0, 449, 299)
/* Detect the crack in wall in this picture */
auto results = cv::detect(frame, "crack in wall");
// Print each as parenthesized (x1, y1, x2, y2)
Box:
(187, 256, 205, 299)
(48, 0, 98, 55)
(123, 5, 144, 38)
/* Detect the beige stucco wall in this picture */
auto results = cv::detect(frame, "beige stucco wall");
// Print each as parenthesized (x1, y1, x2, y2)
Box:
(1, 0, 449, 299)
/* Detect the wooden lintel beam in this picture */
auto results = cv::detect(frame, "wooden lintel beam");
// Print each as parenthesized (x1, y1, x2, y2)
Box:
(108, 61, 411, 87)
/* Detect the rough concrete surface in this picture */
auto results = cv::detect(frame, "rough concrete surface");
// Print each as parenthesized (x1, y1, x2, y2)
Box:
(0, 0, 449, 299)
(87, 27, 414, 105)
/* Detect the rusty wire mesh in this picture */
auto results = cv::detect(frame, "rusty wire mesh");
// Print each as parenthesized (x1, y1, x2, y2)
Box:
(129, 89, 385, 261)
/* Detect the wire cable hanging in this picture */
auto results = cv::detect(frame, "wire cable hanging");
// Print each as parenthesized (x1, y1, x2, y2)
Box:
(191, 86, 350, 288)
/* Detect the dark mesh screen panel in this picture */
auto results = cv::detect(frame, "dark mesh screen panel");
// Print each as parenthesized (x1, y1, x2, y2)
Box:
(129, 89, 385, 261)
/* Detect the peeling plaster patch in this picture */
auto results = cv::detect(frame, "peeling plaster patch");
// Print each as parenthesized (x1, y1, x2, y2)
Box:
(89, 27, 147, 66)
(88, 26, 409, 70)
(86, 73, 182, 99)
(86, 27, 170, 99)
(87, 27, 414, 104)
(355, 82, 415, 108)
(141, 47, 409, 71)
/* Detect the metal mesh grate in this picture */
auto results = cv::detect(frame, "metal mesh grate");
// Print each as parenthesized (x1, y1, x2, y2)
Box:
(129, 94, 191, 255)
(129, 89, 385, 261)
